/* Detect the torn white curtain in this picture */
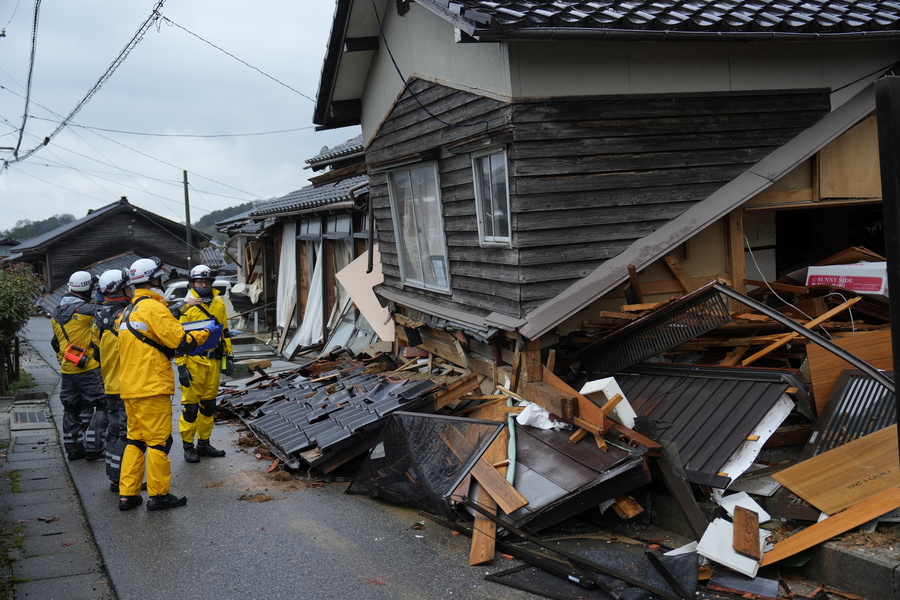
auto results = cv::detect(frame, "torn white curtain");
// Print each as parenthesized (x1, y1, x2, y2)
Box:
(326, 239, 354, 332)
(275, 221, 297, 330)
(294, 239, 323, 347)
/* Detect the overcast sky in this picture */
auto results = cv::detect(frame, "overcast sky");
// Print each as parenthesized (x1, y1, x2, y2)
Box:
(0, 0, 359, 233)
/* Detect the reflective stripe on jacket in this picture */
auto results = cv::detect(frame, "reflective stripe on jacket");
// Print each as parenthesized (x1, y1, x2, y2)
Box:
(91, 300, 128, 394)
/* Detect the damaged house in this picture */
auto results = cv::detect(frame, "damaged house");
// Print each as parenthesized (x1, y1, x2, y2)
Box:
(220, 2, 900, 598)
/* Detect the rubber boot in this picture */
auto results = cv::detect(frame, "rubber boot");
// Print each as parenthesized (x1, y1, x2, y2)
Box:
(196, 439, 225, 457)
(183, 442, 200, 463)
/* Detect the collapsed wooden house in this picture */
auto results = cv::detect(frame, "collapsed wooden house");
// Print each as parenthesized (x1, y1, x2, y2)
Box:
(217, 1, 900, 596)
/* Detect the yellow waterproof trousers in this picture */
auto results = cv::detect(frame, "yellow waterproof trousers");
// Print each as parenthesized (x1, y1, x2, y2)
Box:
(120, 395, 173, 497)
(179, 356, 219, 444)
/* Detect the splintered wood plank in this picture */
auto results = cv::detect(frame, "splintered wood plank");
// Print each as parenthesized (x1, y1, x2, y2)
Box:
(741, 296, 861, 367)
(627, 263, 644, 303)
(806, 328, 893, 416)
(760, 486, 900, 566)
(434, 373, 480, 409)
(732, 506, 761, 560)
(467, 402, 510, 566)
(441, 422, 527, 516)
(469, 482, 498, 565)
(772, 425, 899, 515)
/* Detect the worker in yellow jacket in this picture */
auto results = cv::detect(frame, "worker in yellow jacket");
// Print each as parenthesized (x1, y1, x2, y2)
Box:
(117, 257, 209, 512)
(51, 270, 106, 461)
(91, 268, 132, 493)
(175, 265, 234, 463)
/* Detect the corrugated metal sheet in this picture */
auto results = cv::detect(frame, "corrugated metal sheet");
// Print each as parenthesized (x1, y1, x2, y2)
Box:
(616, 371, 789, 487)
(801, 370, 896, 460)
(580, 286, 731, 377)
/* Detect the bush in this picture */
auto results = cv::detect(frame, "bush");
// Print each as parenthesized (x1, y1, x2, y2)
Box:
(0, 264, 42, 395)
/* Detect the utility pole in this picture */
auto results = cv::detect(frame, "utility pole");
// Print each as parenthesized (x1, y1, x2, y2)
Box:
(183, 169, 193, 268)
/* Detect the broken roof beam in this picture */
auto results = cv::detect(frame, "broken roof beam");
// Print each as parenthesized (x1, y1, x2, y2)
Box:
(740, 296, 861, 366)
(713, 283, 894, 394)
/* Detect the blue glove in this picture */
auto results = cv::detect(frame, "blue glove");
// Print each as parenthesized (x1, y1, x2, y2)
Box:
(178, 365, 192, 387)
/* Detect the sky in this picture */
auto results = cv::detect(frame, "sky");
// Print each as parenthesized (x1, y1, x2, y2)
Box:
(0, 0, 360, 234)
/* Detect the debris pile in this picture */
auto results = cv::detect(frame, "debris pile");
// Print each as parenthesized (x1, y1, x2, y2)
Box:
(219, 246, 896, 599)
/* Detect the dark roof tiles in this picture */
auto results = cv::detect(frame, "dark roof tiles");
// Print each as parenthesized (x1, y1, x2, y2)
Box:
(445, 0, 900, 36)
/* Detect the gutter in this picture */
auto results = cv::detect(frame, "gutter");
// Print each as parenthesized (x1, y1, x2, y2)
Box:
(471, 27, 900, 43)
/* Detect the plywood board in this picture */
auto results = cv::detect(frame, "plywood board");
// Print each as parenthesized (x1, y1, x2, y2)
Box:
(334, 245, 394, 341)
(760, 486, 900, 566)
(818, 116, 882, 199)
(806, 328, 892, 416)
(772, 425, 898, 515)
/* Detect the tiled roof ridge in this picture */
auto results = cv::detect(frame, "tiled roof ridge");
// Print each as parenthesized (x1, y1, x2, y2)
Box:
(439, 0, 900, 36)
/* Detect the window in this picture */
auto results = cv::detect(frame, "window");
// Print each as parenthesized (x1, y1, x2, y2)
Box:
(472, 148, 511, 245)
(387, 163, 450, 292)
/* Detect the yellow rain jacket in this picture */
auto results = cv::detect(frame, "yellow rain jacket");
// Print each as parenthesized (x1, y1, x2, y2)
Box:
(118, 289, 209, 400)
(91, 299, 129, 395)
(175, 288, 232, 403)
(51, 294, 101, 374)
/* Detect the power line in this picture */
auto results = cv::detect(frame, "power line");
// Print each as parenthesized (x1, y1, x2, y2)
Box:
(27, 115, 316, 138)
(160, 16, 316, 103)
(12, 0, 40, 157)
(3, 0, 168, 167)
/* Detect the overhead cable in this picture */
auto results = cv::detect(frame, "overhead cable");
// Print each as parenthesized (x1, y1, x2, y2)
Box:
(13, 0, 40, 157)
(4, 0, 168, 168)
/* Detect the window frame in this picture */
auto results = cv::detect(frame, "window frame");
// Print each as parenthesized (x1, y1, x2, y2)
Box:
(386, 162, 451, 293)
(471, 146, 512, 246)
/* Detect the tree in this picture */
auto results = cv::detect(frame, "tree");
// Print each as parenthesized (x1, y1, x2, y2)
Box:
(0, 263, 42, 394)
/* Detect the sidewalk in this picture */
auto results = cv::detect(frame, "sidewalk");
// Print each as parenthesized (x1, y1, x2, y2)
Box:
(0, 340, 114, 600)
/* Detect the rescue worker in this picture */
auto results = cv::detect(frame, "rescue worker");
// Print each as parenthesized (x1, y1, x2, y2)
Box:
(117, 257, 209, 511)
(176, 264, 234, 463)
(91, 268, 132, 492)
(51, 270, 106, 461)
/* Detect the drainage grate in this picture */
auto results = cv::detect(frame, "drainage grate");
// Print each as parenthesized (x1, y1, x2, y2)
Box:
(12, 411, 49, 424)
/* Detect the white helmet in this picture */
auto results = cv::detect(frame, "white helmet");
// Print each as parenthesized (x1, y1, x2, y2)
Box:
(98, 268, 129, 296)
(68, 270, 94, 293)
(129, 257, 164, 285)
(189, 264, 216, 281)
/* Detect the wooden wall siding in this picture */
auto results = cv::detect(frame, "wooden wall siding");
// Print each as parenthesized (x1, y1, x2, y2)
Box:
(367, 78, 831, 322)
(45, 212, 195, 289)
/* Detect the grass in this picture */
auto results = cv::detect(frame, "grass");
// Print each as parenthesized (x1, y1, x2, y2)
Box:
(0, 487, 27, 600)
(7, 470, 20, 494)
(8, 371, 35, 396)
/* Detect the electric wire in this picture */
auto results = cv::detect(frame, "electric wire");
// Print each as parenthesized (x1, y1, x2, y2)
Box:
(29, 117, 317, 138)
(160, 16, 315, 103)
(12, 0, 40, 157)
(369, 0, 490, 133)
(3, 0, 168, 168)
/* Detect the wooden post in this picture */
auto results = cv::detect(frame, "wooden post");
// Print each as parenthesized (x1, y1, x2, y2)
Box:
(874, 76, 900, 465)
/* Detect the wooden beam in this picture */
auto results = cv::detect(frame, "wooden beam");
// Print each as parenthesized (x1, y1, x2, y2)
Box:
(627, 263, 644, 303)
(725, 208, 747, 296)
(662, 252, 695, 293)
(741, 296, 861, 366)
(434, 373, 480, 410)
(518, 380, 577, 421)
(760, 486, 900, 566)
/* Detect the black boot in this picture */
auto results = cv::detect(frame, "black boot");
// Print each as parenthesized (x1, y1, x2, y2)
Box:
(196, 439, 225, 457)
(146, 493, 187, 511)
(183, 442, 200, 463)
(118, 495, 142, 511)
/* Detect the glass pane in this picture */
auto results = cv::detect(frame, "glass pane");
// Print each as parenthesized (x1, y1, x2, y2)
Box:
(490, 153, 509, 240)
(476, 156, 494, 238)
(390, 170, 423, 284)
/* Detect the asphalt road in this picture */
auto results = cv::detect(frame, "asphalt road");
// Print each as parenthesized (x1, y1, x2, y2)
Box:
(23, 316, 538, 600)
